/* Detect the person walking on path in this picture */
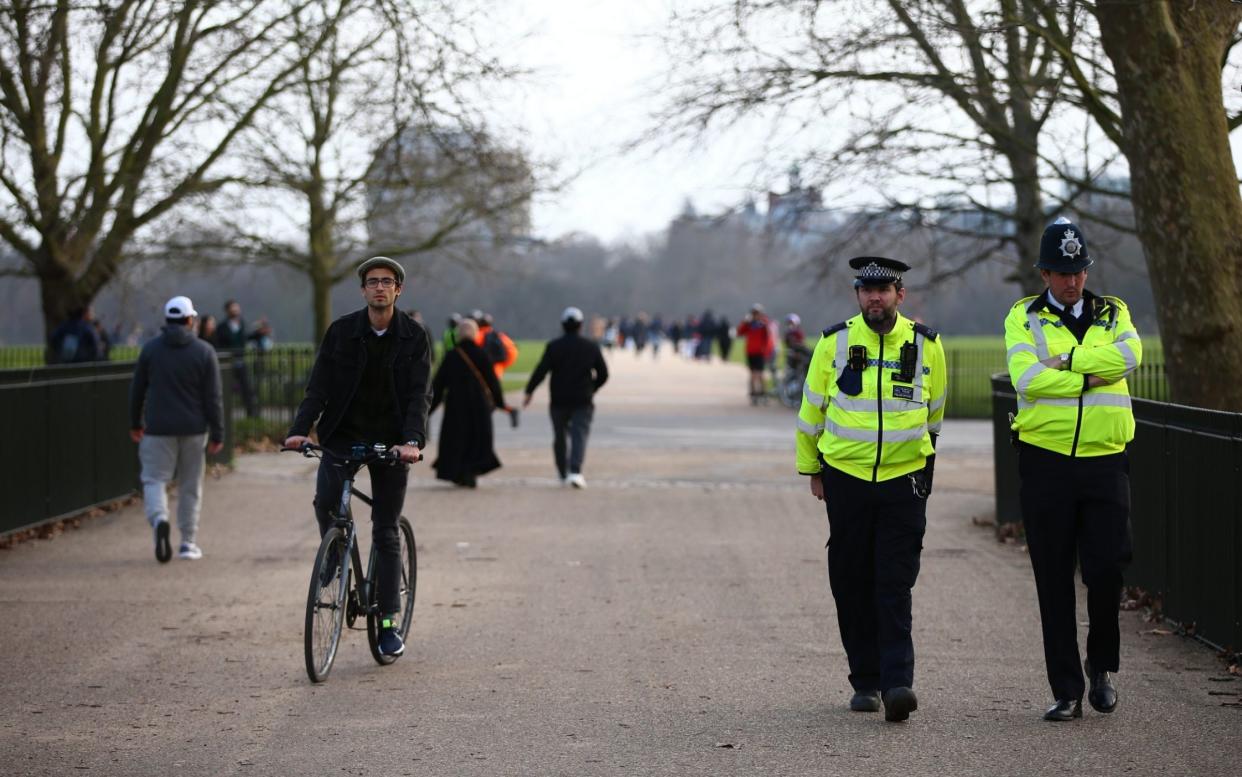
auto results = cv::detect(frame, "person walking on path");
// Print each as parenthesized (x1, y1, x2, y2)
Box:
(213, 299, 260, 417)
(128, 296, 224, 563)
(1004, 218, 1142, 722)
(430, 318, 507, 488)
(523, 306, 609, 489)
(796, 256, 947, 723)
(49, 306, 102, 364)
(283, 256, 432, 658)
(737, 304, 773, 404)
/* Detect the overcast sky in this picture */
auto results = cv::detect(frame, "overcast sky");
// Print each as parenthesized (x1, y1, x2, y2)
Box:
(497, 0, 775, 245)
(498, 1, 1242, 246)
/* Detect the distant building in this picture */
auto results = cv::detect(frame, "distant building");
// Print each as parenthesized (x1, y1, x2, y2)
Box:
(366, 126, 533, 254)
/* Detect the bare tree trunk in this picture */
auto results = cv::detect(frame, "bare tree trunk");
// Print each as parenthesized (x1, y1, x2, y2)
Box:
(1009, 149, 1048, 297)
(1097, 3, 1242, 411)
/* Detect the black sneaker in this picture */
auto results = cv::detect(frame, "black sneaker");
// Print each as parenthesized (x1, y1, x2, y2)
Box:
(377, 616, 405, 657)
(154, 521, 172, 564)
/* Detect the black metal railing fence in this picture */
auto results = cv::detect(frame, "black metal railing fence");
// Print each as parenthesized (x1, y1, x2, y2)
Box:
(991, 374, 1241, 652)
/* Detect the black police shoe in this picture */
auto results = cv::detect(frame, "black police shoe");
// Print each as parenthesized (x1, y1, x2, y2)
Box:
(1086, 660, 1118, 713)
(881, 687, 918, 722)
(849, 690, 881, 712)
(1043, 698, 1082, 722)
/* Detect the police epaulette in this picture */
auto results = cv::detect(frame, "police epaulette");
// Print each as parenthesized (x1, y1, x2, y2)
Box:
(822, 321, 848, 337)
(912, 322, 938, 341)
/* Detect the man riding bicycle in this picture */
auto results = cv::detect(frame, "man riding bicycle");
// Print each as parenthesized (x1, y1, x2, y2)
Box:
(284, 256, 432, 658)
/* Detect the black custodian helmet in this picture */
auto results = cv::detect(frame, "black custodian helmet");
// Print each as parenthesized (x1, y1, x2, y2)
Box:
(1037, 218, 1092, 272)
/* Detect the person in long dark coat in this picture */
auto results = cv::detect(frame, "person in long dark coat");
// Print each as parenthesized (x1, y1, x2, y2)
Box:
(429, 319, 505, 488)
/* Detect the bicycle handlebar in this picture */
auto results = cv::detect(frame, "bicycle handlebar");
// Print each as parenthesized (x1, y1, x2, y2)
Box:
(280, 442, 408, 465)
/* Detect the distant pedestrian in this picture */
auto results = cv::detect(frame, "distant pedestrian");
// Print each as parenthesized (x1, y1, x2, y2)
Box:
(198, 315, 218, 344)
(737, 305, 773, 404)
(523, 307, 609, 488)
(716, 315, 733, 362)
(48, 306, 102, 364)
(430, 319, 507, 488)
(695, 310, 716, 360)
(213, 300, 259, 417)
(129, 296, 224, 563)
(1005, 218, 1141, 722)
(474, 312, 519, 378)
(796, 257, 947, 722)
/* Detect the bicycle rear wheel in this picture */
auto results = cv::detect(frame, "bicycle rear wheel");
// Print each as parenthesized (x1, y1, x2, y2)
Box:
(367, 516, 417, 665)
(305, 528, 350, 683)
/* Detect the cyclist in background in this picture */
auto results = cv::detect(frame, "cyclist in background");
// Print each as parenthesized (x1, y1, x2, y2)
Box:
(284, 256, 432, 658)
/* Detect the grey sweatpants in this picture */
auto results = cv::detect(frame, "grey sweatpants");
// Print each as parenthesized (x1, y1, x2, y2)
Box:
(139, 433, 208, 545)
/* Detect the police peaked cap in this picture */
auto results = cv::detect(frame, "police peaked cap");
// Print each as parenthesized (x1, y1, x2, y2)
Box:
(849, 256, 910, 287)
(1037, 218, 1093, 272)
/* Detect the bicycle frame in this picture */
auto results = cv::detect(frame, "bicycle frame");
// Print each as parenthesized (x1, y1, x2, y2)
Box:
(329, 456, 388, 625)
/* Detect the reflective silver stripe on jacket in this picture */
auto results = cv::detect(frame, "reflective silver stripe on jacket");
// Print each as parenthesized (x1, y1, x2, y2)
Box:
(1007, 342, 1038, 360)
(1017, 393, 1133, 410)
(825, 420, 927, 444)
(1027, 312, 1050, 359)
(796, 417, 824, 436)
(1114, 340, 1139, 375)
(835, 325, 850, 379)
(1015, 362, 1049, 396)
(803, 381, 825, 409)
(833, 393, 926, 414)
(929, 395, 946, 415)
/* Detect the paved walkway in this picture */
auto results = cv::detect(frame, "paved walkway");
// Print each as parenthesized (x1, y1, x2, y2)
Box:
(0, 350, 1238, 776)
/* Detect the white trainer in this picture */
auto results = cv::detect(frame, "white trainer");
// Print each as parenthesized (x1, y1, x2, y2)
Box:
(566, 473, 587, 489)
(178, 542, 203, 560)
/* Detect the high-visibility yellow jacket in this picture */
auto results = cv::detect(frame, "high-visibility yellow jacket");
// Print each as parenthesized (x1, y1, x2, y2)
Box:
(1004, 290, 1141, 457)
(796, 312, 947, 481)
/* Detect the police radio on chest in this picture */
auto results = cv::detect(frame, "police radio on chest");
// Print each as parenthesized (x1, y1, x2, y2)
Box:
(837, 344, 867, 396)
(892, 341, 918, 383)
(847, 345, 867, 372)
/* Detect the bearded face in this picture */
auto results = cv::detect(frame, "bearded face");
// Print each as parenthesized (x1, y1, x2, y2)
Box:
(856, 283, 904, 332)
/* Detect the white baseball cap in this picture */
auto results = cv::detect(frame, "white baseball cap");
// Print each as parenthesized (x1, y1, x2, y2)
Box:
(164, 295, 198, 319)
(561, 306, 584, 323)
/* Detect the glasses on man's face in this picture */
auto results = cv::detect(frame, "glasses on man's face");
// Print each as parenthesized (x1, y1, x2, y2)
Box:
(365, 277, 398, 289)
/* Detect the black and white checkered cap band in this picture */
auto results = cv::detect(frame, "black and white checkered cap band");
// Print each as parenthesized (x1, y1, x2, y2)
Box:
(856, 262, 901, 281)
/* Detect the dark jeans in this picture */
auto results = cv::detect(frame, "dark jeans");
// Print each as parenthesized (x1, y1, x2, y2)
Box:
(549, 404, 594, 478)
(821, 464, 928, 693)
(1019, 443, 1131, 701)
(227, 352, 259, 418)
(314, 450, 409, 615)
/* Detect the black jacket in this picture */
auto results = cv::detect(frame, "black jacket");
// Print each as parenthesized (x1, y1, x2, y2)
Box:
(288, 309, 433, 446)
(130, 325, 224, 441)
(524, 332, 609, 408)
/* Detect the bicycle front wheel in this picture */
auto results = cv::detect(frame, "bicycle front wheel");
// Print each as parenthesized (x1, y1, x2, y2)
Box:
(305, 528, 350, 683)
(367, 516, 417, 665)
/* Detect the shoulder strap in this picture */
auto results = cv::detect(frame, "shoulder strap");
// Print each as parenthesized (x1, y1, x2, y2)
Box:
(456, 346, 497, 409)
(913, 322, 939, 342)
(822, 321, 848, 337)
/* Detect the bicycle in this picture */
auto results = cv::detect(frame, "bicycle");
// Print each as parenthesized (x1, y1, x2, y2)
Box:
(283, 442, 417, 683)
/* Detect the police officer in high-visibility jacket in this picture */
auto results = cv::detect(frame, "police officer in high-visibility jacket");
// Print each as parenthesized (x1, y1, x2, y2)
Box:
(1004, 217, 1141, 722)
(796, 256, 947, 723)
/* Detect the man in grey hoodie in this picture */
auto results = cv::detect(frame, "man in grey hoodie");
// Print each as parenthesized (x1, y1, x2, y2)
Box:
(129, 296, 225, 562)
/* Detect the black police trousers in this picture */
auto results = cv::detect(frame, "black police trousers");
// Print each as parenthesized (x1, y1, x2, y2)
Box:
(821, 464, 928, 693)
(1018, 442, 1131, 702)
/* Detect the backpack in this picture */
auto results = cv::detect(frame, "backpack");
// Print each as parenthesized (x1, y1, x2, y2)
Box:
(482, 330, 507, 365)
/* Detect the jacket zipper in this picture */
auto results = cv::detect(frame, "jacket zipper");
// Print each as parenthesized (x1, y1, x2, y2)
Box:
(872, 335, 883, 483)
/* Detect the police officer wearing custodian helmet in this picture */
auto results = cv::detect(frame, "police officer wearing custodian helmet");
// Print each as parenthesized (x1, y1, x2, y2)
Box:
(796, 256, 947, 722)
(1004, 217, 1142, 722)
